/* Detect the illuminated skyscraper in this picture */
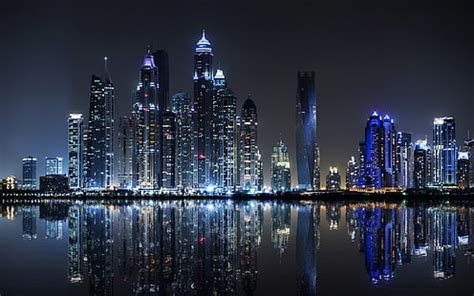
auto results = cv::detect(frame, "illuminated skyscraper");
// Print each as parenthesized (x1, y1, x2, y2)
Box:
(172, 92, 194, 190)
(45, 157, 63, 175)
(239, 97, 260, 192)
(326, 167, 341, 191)
(457, 152, 470, 189)
(271, 139, 291, 192)
(159, 111, 176, 189)
(22, 156, 37, 190)
(68, 113, 83, 189)
(396, 132, 413, 189)
(212, 79, 237, 191)
(346, 156, 358, 189)
(117, 116, 135, 189)
(193, 30, 214, 188)
(413, 139, 432, 189)
(83, 58, 114, 189)
(433, 117, 457, 186)
(358, 112, 397, 189)
(463, 138, 474, 188)
(133, 49, 159, 189)
(295, 71, 320, 190)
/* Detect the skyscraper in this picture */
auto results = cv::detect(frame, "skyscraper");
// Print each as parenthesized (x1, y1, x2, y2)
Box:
(295, 71, 319, 190)
(22, 156, 37, 190)
(239, 97, 260, 192)
(83, 58, 114, 189)
(153, 49, 170, 113)
(396, 132, 413, 189)
(358, 112, 397, 189)
(433, 117, 457, 186)
(117, 116, 135, 189)
(193, 30, 214, 188)
(45, 157, 63, 175)
(172, 92, 194, 190)
(159, 111, 176, 189)
(326, 167, 341, 191)
(413, 139, 432, 189)
(133, 49, 159, 189)
(457, 152, 470, 189)
(271, 139, 291, 192)
(68, 113, 83, 189)
(212, 78, 237, 192)
(346, 156, 358, 189)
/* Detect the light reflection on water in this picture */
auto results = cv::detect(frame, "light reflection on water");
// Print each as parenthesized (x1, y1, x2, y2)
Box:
(0, 199, 473, 295)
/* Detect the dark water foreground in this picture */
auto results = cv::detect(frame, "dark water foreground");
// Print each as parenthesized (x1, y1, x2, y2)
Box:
(0, 199, 473, 295)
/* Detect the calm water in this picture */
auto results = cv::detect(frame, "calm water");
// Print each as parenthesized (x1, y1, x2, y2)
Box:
(0, 199, 473, 295)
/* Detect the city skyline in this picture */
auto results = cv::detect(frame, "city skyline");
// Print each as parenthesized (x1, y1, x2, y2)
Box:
(1, 1, 473, 187)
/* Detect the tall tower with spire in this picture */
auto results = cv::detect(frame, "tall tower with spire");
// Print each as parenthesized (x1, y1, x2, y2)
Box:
(132, 48, 159, 189)
(193, 30, 214, 188)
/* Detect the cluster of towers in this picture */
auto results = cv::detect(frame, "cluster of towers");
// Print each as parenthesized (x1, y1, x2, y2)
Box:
(345, 114, 473, 191)
(67, 31, 282, 193)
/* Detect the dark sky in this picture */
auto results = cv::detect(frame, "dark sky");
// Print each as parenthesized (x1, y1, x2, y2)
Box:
(0, 0, 473, 186)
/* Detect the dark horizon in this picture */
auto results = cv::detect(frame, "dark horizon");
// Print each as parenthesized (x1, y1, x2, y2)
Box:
(1, 1, 473, 185)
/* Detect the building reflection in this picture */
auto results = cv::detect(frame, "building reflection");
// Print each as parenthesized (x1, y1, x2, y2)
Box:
(0, 199, 472, 293)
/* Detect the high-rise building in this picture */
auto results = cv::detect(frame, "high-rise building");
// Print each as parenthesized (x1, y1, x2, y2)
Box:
(153, 49, 170, 113)
(396, 132, 413, 189)
(357, 112, 397, 189)
(22, 156, 37, 190)
(326, 167, 341, 191)
(193, 30, 214, 188)
(159, 111, 176, 189)
(256, 149, 264, 191)
(295, 71, 319, 190)
(68, 113, 84, 189)
(433, 117, 457, 186)
(457, 152, 470, 189)
(83, 58, 114, 189)
(346, 156, 358, 189)
(45, 157, 63, 175)
(172, 92, 194, 190)
(239, 97, 260, 192)
(133, 49, 159, 189)
(212, 80, 237, 192)
(413, 139, 432, 189)
(271, 139, 291, 192)
(117, 116, 135, 189)
(463, 138, 474, 188)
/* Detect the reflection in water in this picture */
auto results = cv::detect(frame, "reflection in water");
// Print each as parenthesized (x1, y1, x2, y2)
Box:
(1, 200, 474, 295)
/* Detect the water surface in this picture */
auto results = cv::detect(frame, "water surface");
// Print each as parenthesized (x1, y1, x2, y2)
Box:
(0, 199, 473, 295)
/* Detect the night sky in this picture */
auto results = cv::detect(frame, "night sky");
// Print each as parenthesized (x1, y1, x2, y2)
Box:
(1, 0, 473, 186)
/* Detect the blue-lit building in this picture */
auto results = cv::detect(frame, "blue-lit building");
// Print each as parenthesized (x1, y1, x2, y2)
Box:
(193, 30, 214, 189)
(295, 71, 320, 190)
(22, 156, 37, 190)
(357, 112, 397, 189)
(433, 117, 457, 186)
(45, 157, 63, 176)
(133, 49, 159, 189)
